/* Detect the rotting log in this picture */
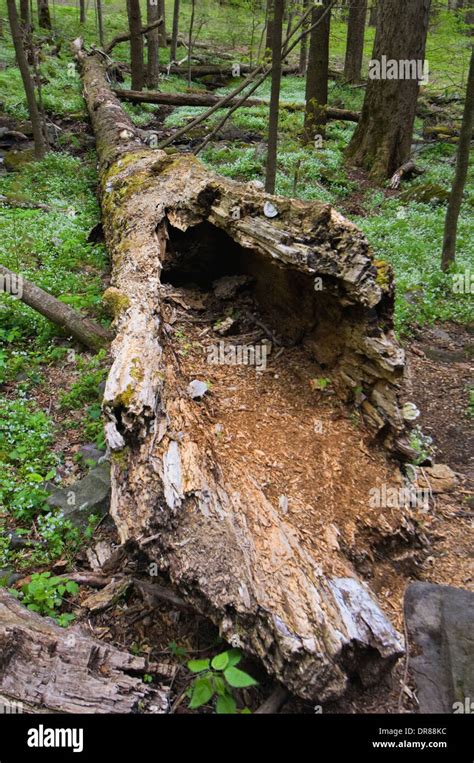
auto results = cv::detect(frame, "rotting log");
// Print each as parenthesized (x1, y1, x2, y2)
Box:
(113, 87, 361, 122)
(0, 264, 112, 352)
(0, 590, 169, 713)
(74, 44, 416, 703)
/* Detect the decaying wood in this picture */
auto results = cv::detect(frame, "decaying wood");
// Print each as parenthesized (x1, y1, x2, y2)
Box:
(0, 264, 112, 352)
(0, 590, 169, 713)
(255, 685, 289, 714)
(389, 160, 422, 190)
(74, 44, 413, 702)
(113, 87, 360, 122)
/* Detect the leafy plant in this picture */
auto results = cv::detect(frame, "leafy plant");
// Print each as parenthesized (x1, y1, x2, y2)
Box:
(186, 648, 257, 714)
(409, 426, 435, 465)
(11, 571, 79, 626)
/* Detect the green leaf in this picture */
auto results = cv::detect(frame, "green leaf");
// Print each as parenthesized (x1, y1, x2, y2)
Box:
(65, 581, 79, 595)
(226, 648, 242, 667)
(224, 667, 258, 688)
(216, 694, 237, 714)
(212, 674, 227, 697)
(211, 651, 229, 671)
(188, 676, 214, 709)
(187, 658, 210, 673)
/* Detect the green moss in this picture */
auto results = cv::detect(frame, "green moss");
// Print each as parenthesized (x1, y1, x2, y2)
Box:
(113, 384, 134, 408)
(102, 287, 130, 318)
(374, 259, 391, 289)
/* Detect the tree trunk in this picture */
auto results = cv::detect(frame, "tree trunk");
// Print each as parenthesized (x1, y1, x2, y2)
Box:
(0, 265, 112, 351)
(80, 0, 86, 24)
(7, 0, 46, 159)
(113, 86, 360, 121)
(127, 0, 145, 91)
(96, 0, 104, 47)
(147, 0, 160, 88)
(158, 0, 167, 47)
(187, 0, 196, 86)
(37, 0, 51, 29)
(265, 0, 274, 54)
(441, 44, 474, 271)
(171, 0, 180, 61)
(0, 591, 169, 713)
(304, 0, 332, 141)
(369, 0, 378, 25)
(344, 0, 367, 83)
(265, 0, 284, 193)
(345, 0, 431, 182)
(298, 0, 310, 75)
(73, 43, 413, 702)
(20, 0, 30, 27)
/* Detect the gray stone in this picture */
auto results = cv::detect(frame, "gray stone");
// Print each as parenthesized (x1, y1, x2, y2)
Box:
(187, 380, 209, 400)
(79, 443, 106, 466)
(47, 461, 110, 527)
(404, 582, 474, 713)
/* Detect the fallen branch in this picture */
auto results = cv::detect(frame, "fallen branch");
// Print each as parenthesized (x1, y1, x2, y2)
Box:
(389, 160, 423, 190)
(255, 685, 289, 714)
(0, 264, 112, 352)
(103, 17, 163, 55)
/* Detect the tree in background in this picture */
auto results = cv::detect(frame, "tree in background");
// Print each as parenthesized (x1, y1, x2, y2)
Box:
(80, 0, 86, 25)
(127, 0, 145, 91)
(344, 0, 367, 83)
(171, 0, 180, 62)
(441, 44, 474, 270)
(298, 0, 310, 75)
(304, 0, 332, 142)
(7, 0, 47, 158)
(187, 0, 196, 86)
(265, 0, 284, 193)
(369, 0, 377, 25)
(345, 0, 431, 182)
(265, 0, 274, 55)
(147, 0, 160, 87)
(96, 0, 104, 46)
(37, 0, 51, 29)
(158, 0, 167, 47)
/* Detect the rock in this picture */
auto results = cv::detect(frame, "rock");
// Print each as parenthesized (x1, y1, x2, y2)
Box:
(187, 380, 209, 400)
(212, 274, 252, 300)
(214, 316, 235, 335)
(79, 443, 106, 466)
(3, 148, 36, 172)
(404, 583, 474, 713)
(0, 568, 21, 586)
(47, 462, 111, 527)
(423, 347, 467, 364)
(415, 464, 458, 493)
(399, 182, 449, 205)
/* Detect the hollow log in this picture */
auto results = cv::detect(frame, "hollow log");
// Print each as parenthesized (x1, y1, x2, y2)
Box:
(0, 591, 169, 713)
(113, 87, 360, 122)
(75, 44, 413, 703)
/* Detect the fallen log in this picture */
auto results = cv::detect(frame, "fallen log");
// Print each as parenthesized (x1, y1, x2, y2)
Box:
(0, 590, 169, 713)
(0, 264, 112, 352)
(103, 17, 163, 55)
(113, 87, 361, 122)
(75, 44, 414, 703)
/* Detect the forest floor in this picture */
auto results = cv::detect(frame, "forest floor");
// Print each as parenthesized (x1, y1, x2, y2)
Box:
(0, 1, 472, 714)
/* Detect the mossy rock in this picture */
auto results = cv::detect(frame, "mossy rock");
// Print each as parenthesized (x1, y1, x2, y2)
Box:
(4, 147, 36, 171)
(399, 182, 449, 205)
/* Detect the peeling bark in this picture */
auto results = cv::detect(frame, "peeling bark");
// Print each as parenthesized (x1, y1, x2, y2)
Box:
(75, 46, 412, 702)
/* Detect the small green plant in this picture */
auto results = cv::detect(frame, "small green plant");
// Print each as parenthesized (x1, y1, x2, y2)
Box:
(186, 648, 257, 714)
(168, 640, 188, 663)
(409, 426, 434, 465)
(310, 376, 331, 392)
(11, 571, 79, 626)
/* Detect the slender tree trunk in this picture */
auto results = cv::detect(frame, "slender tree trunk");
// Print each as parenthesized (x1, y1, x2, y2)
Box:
(187, 0, 196, 87)
(7, 0, 46, 159)
(96, 0, 104, 47)
(37, 0, 51, 29)
(304, 0, 332, 141)
(369, 0, 378, 25)
(158, 0, 167, 47)
(298, 0, 310, 75)
(265, 0, 284, 193)
(20, 0, 30, 27)
(80, 0, 86, 24)
(441, 45, 474, 271)
(147, 0, 160, 88)
(171, 0, 180, 61)
(265, 0, 274, 54)
(344, 0, 367, 83)
(127, 0, 145, 91)
(345, 0, 431, 182)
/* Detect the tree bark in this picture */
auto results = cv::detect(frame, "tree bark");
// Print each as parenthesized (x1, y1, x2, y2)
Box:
(127, 0, 145, 91)
(80, 0, 86, 24)
(344, 0, 367, 83)
(20, 0, 30, 27)
(74, 44, 413, 702)
(158, 0, 167, 47)
(171, 0, 180, 61)
(345, 0, 431, 182)
(7, 0, 46, 159)
(298, 0, 310, 75)
(369, 0, 378, 25)
(187, 0, 196, 87)
(0, 264, 112, 351)
(0, 591, 169, 713)
(265, 0, 284, 193)
(37, 0, 51, 29)
(265, 0, 274, 54)
(441, 45, 474, 270)
(96, 0, 105, 47)
(147, 0, 160, 88)
(304, 0, 332, 141)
